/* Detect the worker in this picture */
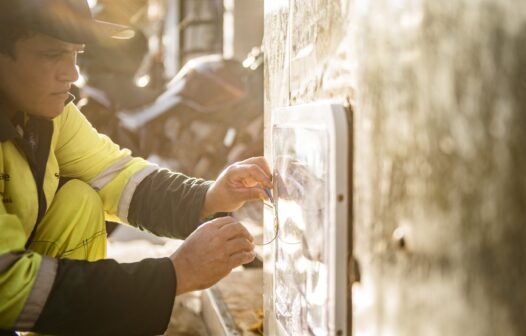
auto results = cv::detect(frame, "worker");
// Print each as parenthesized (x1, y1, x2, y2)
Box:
(0, 1, 271, 335)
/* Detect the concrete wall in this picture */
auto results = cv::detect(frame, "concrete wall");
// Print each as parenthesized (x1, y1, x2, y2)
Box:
(264, 0, 526, 335)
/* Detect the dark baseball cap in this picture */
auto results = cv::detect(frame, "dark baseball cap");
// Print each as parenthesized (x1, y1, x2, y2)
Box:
(0, 0, 135, 44)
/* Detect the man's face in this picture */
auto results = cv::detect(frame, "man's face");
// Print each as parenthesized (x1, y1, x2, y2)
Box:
(0, 33, 84, 119)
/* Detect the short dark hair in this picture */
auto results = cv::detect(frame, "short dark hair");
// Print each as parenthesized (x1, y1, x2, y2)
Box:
(0, 23, 35, 58)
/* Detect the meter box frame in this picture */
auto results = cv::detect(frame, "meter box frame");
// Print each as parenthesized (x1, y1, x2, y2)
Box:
(265, 101, 350, 336)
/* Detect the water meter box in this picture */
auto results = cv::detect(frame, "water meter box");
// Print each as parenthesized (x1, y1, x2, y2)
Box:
(264, 102, 350, 336)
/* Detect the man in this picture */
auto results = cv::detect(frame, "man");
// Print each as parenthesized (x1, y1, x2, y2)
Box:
(0, 1, 271, 335)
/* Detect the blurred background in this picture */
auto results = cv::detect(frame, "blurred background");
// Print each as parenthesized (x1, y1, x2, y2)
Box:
(76, 2, 267, 335)
(76, 0, 264, 181)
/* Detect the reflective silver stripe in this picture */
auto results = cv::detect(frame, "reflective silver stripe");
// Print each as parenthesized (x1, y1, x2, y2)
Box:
(0, 252, 25, 274)
(89, 156, 133, 191)
(15, 256, 58, 330)
(117, 164, 158, 222)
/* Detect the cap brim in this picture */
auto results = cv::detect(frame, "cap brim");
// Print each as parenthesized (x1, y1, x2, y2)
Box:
(23, 15, 136, 44)
(2, 0, 136, 45)
(94, 20, 135, 40)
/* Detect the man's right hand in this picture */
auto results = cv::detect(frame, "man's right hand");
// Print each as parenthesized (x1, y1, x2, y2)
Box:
(170, 216, 256, 295)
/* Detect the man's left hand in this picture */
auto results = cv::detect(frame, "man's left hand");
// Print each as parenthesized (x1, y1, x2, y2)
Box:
(200, 156, 272, 218)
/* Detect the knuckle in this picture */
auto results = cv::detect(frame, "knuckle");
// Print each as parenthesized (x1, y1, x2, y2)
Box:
(216, 216, 233, 224)
(207, 218, 223, 227)
(241, 239, 249, 248)
(254, 167, 264, 177)
(245, 240, 254, 251)
(228, 164, 240, 173)
(237, 239, 250, 250)
(212, 216, 235, 228)
(230, 239, 242, 251)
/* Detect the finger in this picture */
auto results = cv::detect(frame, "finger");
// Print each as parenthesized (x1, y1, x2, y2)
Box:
(228, 251, 256, 268)
(219, 222, 254, 241)
(233, 186, 268, 202)
(225, 237, 254, 255)
(231, 164, 272, 188)
(206, 216, 236, 229)
(240, 156, 272, 178)
(232, 164, 271, 187)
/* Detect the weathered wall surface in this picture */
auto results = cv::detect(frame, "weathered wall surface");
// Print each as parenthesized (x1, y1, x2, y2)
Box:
(263, 0, 354, 334)
(264, 0, 526, 335)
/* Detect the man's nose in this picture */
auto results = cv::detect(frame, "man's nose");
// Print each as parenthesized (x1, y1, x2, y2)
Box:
(57, 56, 79, 83)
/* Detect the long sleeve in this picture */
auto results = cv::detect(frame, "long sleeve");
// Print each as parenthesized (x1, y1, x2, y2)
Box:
(32, 257, 176, 336)
(128, 169, 213, 239)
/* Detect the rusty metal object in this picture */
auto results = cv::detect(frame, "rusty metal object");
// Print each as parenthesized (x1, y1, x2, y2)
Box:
(118, 53, 264, 179)
(79, 51, 264, 180)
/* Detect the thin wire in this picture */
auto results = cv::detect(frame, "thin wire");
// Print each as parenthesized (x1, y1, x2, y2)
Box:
(256, 185, 303, 246)
(256, 186, 303, 246)
(254, 187, 279, 246)
(254, 201, 279, 246)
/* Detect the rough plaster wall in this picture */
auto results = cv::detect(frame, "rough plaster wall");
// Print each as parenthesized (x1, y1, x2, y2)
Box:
(263, 0, 354, 334)
(265, 0, 526, 335)
(352, 0, 526, 335)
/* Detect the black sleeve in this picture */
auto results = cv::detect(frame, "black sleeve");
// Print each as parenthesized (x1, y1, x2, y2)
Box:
(128, 168, 213, 239)
(33, 257, 176, 336)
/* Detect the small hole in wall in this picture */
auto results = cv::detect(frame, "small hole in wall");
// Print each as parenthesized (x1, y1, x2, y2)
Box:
(397, 236, 406, 249)
(392, 226, 409, 250)
(337, 194, 344, 202)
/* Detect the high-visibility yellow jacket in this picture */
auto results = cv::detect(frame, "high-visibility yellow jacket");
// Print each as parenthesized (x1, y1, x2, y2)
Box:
(0, 102, 210, 335)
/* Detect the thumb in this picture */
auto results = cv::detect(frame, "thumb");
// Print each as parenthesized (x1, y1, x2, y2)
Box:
(235, 186, 267, 202)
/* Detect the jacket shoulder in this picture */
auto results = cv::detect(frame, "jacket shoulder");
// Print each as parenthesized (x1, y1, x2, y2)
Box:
(53, 102, 80, 126)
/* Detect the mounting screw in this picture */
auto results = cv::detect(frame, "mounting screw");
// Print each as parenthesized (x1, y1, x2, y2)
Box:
(392, 226, 408, 250)
(337, 194, 344, 202)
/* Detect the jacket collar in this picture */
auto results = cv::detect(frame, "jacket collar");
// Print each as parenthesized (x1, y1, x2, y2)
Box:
(0, 111, 20, 142)
(0, 93, 75, 142)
